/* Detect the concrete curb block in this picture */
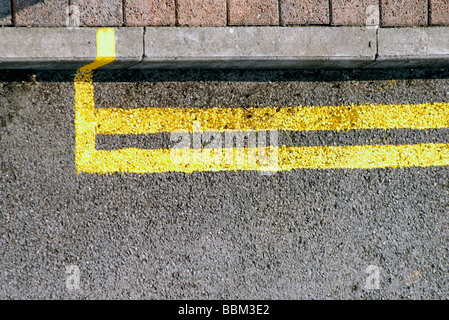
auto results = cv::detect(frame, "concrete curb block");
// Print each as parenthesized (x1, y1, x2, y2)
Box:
(137, 27, 377, 69)
(375, 27, 449, 68)
(0, 27, 143, 69)
(0, 26, 448, 69)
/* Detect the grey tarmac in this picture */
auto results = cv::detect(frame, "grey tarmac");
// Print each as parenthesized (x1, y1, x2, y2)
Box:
(1, 68, 448, 299)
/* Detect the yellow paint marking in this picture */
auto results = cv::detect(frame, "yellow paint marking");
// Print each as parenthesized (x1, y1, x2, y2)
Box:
(95, 103, 449, 135)
(74, 28, 449, 174)
(77, 143, 449, 174)
(75, 28, 116, 173)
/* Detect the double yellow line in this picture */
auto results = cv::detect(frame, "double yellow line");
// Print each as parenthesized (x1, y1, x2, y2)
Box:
(75, 28, 449, 174)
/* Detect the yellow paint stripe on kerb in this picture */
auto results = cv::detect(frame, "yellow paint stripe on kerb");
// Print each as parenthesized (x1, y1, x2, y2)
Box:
(75, 28, 115, 173)
(74, 28, 449, 174)
(95, 103, 449, 135)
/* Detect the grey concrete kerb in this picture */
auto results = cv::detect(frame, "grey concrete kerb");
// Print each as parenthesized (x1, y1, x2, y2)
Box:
(376, 27, 449, 68)
(0, 27, 144, 69)
(0, 26, 449, 69)
(139, 27, 377, 69)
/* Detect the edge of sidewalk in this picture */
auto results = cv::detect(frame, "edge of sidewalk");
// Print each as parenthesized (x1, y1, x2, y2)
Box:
(1, 26, 449, 70)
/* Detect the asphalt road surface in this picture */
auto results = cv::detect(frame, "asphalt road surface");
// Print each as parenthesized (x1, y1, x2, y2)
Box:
(1, 68, 449, 299)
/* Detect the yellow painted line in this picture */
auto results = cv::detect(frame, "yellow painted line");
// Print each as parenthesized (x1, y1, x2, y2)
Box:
(76, 143, 449, 174)
(75, 28, 115, 173)
(95, 103, 449, 135)
(74, 28, 449, 174)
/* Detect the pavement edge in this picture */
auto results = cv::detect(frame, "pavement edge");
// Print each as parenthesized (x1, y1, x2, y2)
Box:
(0, 26, 448, 69)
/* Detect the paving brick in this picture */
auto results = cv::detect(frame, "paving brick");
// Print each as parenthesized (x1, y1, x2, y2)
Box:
(380, 0, 427, 26)
(331, 0, 379, 26)
(15, 0, 68, 26)
(71, 0, 123, 27)
(125, 0, 175, 26)
(178, 0, 226, 26)
(280, 0, 329, 25)
(430, 0, 449, 25)
(228, 0, 279, 26)
(0, 0, 12, 25)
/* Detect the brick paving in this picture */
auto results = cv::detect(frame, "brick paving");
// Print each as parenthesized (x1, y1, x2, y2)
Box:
(124, 0, 175, 26)
(177, 0, 226, 26)
(429, 0, 449, 25)
(380, 0, 428, 26)
(0, 0, 447, 27)
(280, 0, 329, 25)
(0, 0, 12, 26)
(331, 0, 379, 26)
(228, 0, 279, 26)
(71, 0, 123, 27)
(14, 0, 68, 27)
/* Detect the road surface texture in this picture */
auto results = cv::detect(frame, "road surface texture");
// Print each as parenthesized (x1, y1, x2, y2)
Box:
(1, 68, 449, 299)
